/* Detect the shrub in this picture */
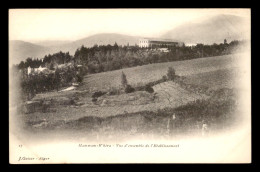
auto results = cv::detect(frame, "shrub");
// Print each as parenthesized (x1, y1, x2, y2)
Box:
(145, 84, 154, 93)
(76, 74, 83, 83)
(92, 91, 106, 98)
(92, 98, 97, 103)
(125, 84, 135, 93)
(162, 75, 167, 81)
(167, 67, 175, 81)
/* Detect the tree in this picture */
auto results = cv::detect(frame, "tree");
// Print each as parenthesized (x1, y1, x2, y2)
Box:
(145, 84, 154, 93)
(224, 39, 227, 44)
(54, 69, 61, 91)
(18, 61, 25, 70)
(121, 71, 128, 88)
(114, 42, 119, 50)
(125, 84, 135, 93)
(167, 67, 175, 81)
(50, 63, 55, 70)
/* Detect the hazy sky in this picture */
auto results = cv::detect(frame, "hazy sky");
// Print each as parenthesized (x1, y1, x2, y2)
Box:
(9, 9, 250, 41)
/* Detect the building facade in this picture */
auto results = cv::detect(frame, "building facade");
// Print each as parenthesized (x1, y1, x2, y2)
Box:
(139, 38, 184, 48)
(27, 65, 48, 75)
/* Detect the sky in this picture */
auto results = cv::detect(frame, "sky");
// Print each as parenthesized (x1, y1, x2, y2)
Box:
(9, 9, 250, 42)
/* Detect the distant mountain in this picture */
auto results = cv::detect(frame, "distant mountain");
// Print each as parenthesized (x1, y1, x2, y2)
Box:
(50, 33, 139, 54)
(9, 40, 51, 65)
(73, 33, 139, 47)
(30, 40, 72, 47)
(9, 33, 140, 65)
(161, 14, 250, 44)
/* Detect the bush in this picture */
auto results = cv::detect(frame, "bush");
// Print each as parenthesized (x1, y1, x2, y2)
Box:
(167, 67, 175, 81)
(145, 85, 154, 93)
(92, 98, 97, 103)
(125, 84, 135, 93)
(92, 91, 106, 98)
(162, 75, 167, 81)
(76, 74, 83, 83)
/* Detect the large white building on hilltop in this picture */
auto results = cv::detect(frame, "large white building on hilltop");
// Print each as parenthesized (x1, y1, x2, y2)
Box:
(139, 38, 184, 48)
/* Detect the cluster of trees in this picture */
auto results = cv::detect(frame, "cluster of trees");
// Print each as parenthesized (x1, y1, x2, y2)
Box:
(73, 43, 141, 73)
(17, 57, 43, 69)
(20, 65, 85, 100)
(16, 51, 73, 70)
(13, 52, 85, 100)
(21, 71, 60, 99)
(43, 52, 73, 70)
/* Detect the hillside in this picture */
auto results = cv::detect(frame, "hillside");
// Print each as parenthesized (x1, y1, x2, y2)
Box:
(9, 40, 51, 65)
(30, 40, 72, 47)
(161, 14, 250, 44)
(79, 53, 243, 92)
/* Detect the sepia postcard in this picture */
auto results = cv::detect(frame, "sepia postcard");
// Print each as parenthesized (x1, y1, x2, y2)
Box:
(9, 8, 251, 164)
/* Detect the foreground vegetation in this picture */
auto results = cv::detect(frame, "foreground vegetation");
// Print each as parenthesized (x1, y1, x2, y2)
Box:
(22, 87, 240, 140)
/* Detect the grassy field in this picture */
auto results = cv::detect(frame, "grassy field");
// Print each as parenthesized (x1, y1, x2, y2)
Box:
(79, 53, 243, 92)
(182, 68, 240, 90)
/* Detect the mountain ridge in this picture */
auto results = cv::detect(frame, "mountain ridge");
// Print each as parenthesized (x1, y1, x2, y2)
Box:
(161, 14, 249, 44)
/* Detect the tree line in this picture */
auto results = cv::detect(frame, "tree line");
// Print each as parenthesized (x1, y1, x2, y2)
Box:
(15, 40, 246, 73)
(72, 40, 246, 74)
